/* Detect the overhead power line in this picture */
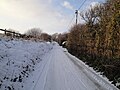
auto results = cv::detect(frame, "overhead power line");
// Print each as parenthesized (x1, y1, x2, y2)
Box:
(67, 14, 75, 29)
(67, 0, 87, 28)
(75, 0, 87, 24)
(78, 0, 87, 10)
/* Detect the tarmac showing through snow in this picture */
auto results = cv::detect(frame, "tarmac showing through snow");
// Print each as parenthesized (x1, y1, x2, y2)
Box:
(25, 43, 118, 90)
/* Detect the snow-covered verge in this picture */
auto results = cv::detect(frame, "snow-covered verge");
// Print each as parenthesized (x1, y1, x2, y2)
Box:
(64, 48, 119, 90)
(0, 38, 53, 90)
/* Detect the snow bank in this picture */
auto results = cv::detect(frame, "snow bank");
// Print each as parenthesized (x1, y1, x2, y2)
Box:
(0, 38, 53, 90)
(64, 49, 118, 90)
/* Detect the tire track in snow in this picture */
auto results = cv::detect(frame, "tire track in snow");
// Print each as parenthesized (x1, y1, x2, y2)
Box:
(62, 55, 89, 90)
(43, 49, 56, 90)
(29, 44, 118, 90)
(51, 46, 98, 90)
(65, 51, 118, 90)
(60, 47, 92, 90)
(55, 48, 69, 90)
(65, 52, 105, 90)
(32, 49, 53, 90)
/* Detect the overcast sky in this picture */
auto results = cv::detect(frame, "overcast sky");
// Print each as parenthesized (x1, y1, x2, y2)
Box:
(0, 0, 105, 34)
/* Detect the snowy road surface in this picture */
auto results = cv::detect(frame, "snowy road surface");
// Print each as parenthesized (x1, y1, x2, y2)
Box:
(24, 44, 118, 90)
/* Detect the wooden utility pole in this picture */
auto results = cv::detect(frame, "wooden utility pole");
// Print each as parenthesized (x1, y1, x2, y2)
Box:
(75, 10, 78, 25)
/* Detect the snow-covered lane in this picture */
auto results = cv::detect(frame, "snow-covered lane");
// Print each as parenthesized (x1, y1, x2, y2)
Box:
(33, 44, 102, 90)
(0, 39, 118, 90)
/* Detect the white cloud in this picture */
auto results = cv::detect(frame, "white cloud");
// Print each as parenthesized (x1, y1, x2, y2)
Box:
(62, 1, 74, 10)
(0, 0, 70, 34)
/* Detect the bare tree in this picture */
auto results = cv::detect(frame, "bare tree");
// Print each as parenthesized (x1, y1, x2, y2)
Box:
(80, 5, 101, 29)
(25, 28, 42, 39)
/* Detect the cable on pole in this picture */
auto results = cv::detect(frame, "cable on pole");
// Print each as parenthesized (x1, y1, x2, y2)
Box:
(66, 0, 87, 29)
(75, 0, 87, 24)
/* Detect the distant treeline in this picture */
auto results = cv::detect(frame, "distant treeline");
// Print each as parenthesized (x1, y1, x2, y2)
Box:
(0, 28, 51, 42)
(55, 0, 120, 89)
